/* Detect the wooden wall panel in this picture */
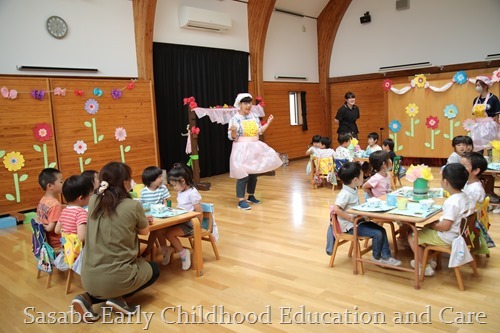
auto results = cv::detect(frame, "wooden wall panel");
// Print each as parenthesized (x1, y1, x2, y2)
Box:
(262, 82, 323, 160)
(51, 79, 159, 185)
(0, 77, 56, 215)
(331, 79, 386, 149)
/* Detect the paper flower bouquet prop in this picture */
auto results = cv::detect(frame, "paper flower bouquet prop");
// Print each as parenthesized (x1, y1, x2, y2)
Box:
(405, 164, 433, 183)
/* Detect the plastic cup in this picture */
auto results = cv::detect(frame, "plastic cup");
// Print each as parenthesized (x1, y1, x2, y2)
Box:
(397, 198, 408, 210)
(386, 193, 397, 206)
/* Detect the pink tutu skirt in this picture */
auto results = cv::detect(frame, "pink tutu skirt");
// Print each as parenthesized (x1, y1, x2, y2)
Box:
(471, 117, 499, 151)
(229, 136, 283, 179)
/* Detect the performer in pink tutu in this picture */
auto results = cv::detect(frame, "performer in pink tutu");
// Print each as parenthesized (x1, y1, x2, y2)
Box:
(228, 93, 282, 210)
(470, 76, 500, 152)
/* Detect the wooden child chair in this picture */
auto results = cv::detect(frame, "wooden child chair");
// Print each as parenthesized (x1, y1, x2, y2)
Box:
(181, 203, 220, 261)
(311, 156, 335, 189)
(420, 212, 479, 291)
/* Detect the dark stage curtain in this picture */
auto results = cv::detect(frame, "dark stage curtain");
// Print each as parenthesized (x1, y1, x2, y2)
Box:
(301, 91, 308, 131)
(153, 43, 249, 177)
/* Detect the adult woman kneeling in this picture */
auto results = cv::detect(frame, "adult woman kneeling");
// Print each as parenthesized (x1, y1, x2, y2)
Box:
(72, 162, 160, 320)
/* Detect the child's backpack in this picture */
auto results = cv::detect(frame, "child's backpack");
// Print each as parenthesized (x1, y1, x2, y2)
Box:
(31, 219, 56, 273)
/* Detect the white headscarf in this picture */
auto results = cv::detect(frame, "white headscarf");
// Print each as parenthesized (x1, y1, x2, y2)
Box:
(233, 93, 252, 108)
(475, 76, 493, 87)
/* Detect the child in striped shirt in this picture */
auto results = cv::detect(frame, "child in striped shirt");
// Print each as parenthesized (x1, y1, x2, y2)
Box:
(55, 175, 95, 242)
(140, 166, 172, 265)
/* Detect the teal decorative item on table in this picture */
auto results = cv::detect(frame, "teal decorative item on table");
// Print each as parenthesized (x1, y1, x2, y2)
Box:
(413, 178, 429, 202)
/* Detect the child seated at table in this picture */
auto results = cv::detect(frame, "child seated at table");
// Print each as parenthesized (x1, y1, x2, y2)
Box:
(305, 134, 322, 175)
(363, 132, 382, 157)
(464, 136, 474, 153)
(334, 162, 401, 267)
(460, 152, 487, 205)
(362, 150, 391, 198)
(316, 137, 335, 158)
(140, 166, 172, 265)
(447, 135, 468, 164)
(335, 133, 353, 162)
(407, 163, 473, 276)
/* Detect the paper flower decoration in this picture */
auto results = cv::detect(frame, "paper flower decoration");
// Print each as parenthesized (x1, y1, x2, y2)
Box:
(74, 90, 85, 96)
(33, 123, 53, 142)
(255, 96, 266, 107)
(53, 87, 66, 96)
(191, 126, 200, 135)
(84, 98, 99, 114)
(126, 81, 136, 90)
(389, 120, 402, 133)
(405, 103, 419, 117)
(425, 116, 439, 130)
(73, 140, 88, 154)
(31, 90, 45, 100)
(382, 79, 393, 91)
(405, 164, 433, 182)
(111, 89, 122, 99)
(453, 71, 468, 85)
(443, 104, 458, 119)
(189, 101, 198, 109)
(492, 68, 500, 83)
(115, 127, 127, 141)
(183, 96, 196, 105)
(93, 88, 103, 97)
(3, 151, 25, 172)
(1, 86, 18, 99)
(462, 119, 475, 132)
(414, 75, 427, 88)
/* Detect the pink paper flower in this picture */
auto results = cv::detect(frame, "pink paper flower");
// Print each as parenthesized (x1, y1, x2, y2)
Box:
(33, 123, 53, 142)
(462, 119, 475, 132)
(73, 140, 87, 154)
(115, 127, 127, 141)
(1, 86, 18, 99)
(492, 68, 500, 83)
(382, 79, 393, 91)
(189, 101, 198, 109)
(53, 87, 66, 96)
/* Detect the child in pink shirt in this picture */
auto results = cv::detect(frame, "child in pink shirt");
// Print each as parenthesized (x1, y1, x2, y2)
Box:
(362, 150, 392, 198)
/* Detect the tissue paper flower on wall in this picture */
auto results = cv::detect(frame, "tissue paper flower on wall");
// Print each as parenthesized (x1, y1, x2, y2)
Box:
(31, 90, 45, 100)
(84, 99, 99, 114)
(405, 103, 419, 117)
(115, 127, 127, 141)
(93, 88, 103, 97)
(492, 68, 500, 83)
(462, 119, 474, 132)
(382, 79, 393, 91)
(73, 140, 88, 154)
(3, 151, 25, 172)
(33, 123, 53, 142)
(453, 71, 468, 85)
(414, 75, 427, 88)
(425, 116, 439, 130)
(111, 89, 122, 99)
(443, 104, 458, 119)
(405, 164, 433, 182)
(389, 120, 402, 133)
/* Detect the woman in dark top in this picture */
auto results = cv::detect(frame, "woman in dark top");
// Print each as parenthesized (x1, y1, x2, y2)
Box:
(335, 91, 360, 139)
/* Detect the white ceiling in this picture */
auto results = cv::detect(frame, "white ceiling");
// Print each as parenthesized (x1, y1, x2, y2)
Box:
(274, 0, 330, 18)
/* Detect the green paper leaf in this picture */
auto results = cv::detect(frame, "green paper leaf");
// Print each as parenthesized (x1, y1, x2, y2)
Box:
(6, 194, 15, 201)
(19, 174, 28, 182)
(444, 134, 450, 139)
(98, 135, 104, 142)
(33, 145, 42, 152)
(49, 162, 57, 168)
(398, 145, 403, 151)
(405, 131, 411, 136)
(389, 134, 394, 139)
(0, 150, 5, 158)
(425, 142, 431, 148)
(124, 146, 131, 152)
(434, 130, 441, 135)
(84, 158, 92, 165)
(455, 121, 461, 127)
(84, 121, 92, 128)
(415, 119, 420, 124)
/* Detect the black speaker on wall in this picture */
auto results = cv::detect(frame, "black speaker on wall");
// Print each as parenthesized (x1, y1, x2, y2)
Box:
(359, 11, 371, 24)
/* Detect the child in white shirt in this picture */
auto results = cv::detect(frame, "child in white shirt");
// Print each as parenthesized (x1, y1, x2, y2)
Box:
(447, 135, 468, 164)
(460, 152, 487, 205)
(363, 132, 382, 157)
(335, 133, 353, 162)
(316, 137, 335, 158)
(306, 134, 322, 175)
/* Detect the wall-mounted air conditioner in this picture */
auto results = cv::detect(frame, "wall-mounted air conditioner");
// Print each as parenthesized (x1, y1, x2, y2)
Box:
(179, 6, 232, 32)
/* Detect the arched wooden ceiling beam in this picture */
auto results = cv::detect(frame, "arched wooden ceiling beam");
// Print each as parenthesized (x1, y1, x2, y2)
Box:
(247, 0, 276, 97)
(317, 0, 351, 138)
(133, 0, 157, 81)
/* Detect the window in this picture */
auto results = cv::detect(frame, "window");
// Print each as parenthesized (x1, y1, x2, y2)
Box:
(289, 91, 303, 126)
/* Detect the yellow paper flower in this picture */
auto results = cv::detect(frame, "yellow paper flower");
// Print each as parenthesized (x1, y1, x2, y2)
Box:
(351, 138, 359, 146)
(491, 140, 500, 150)
(414, 74, 427, 88)
(3, 151, 25, 172)
(405, 103, 419, 117)
(405, 164, 433, 182)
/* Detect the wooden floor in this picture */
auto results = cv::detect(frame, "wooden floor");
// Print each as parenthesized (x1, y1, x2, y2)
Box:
(1, 160, 499, 332)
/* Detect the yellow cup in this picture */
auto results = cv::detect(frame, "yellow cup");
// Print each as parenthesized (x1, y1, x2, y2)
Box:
(397, 198, 408, 210)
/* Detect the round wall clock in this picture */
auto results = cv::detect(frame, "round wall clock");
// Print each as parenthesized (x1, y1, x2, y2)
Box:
(46, 16, 68, 39)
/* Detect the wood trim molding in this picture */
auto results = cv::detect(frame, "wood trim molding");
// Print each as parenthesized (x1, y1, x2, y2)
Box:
(248, 0, 276, 97)
(133, 0, 157, 81)
(317, 0, 351, 139)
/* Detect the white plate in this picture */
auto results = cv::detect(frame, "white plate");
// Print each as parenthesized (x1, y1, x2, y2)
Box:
(150, 209, 188, 218)
(351, 203, 397, 212)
